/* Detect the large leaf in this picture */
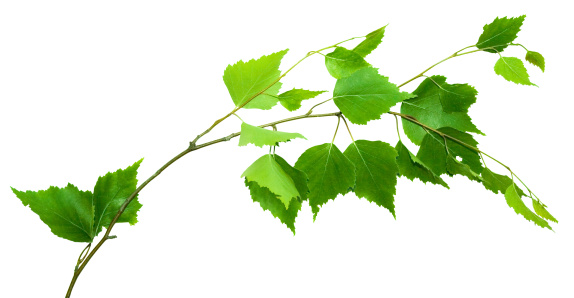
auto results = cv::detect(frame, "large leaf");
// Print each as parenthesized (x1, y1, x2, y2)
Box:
(505, 184, 551, 230)
(401, 75, 482, 145)
(476, 15, 525, 53)
(525, 51, 545, 72)
(238, 122, 306, 148)
(395, 141, 448, 188)
(223, 49, 288, 110)
(353, 26, 386, 57)
(494, 56, 536, 86)
(295, 143, 355, 219)
(325, 47, 370, 79)
(343, 140, 398, 217)
(11, 160, 144, 243)
(278, 89, 327, 112)
(334, 67, 413, 125)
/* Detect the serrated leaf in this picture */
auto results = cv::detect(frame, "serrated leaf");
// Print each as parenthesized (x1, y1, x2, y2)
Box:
(531, 199, 558, 223)
(395, 141, 448, 188)
(242, 154, 300, 208)
(333, 67, 413, 125)
(12, 184, 95, 242)
(505, 184, 551, 230)
(223, 49, 288, 110)
(243, 155, 308, 234)
(353, 26, 386, 57)
(525, 51, 545, 72)
(476, 15, 525, 53)
(238, 122, 306, 148)
(446, 155, 482, 182)
(343, 140, 398, 217)
(325, 47, 370, 79)
(294, 143, 355, 220)
(278, 89, 327, 112)
(401, 75, 482, 145)
(494, 56, 536, 86)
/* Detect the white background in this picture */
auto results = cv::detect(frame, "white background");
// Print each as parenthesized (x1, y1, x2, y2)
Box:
(1, 1, 572, 297)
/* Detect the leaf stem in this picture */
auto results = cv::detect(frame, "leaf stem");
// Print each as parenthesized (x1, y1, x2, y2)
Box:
(331, 115, 341, 144)
(340, 116, 355, 142)
(306, 98, 333, 115)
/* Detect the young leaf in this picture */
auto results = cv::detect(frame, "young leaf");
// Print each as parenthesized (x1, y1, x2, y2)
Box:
(395, 141, 448, 188)
(325, 47, 370, 79)
(11, 184, 95, 242)
(353, 25, 386, 57)
(278, 89, 327, 112)
(243, 155, 308, 234)
(505, 184, 552, 230)
(525, 51, 545, 72)
(476, 15, 525, 53)
(242, 154, 301, 208)
(333, 67, 413, 125)
(223, 49, 288, 110)
(401, 76, 482, 145)
(531, 199, 558, 223)
(343, 140, 399, 217)
(238, 122, 306, 148)
(494, 56, 536, 86)
(294, 143, 355, 220)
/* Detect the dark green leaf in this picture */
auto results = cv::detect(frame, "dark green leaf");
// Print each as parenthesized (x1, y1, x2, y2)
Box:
(446, 155, 482, 182)
(334, 67, 413, 125)
(505, 184, 551, 230)
(325, 47, 370, 79)
(353, 26, 386, 57)
(476, 15, 525, 53)
(395, 141, 449, 188)
(525, 51, 545, 72)
(295, 143, 355, 220)
(238, 122, 306, 148)
(343, 140, 398, 217)
(401, 75, 482, 145)
(278, 89, 327, 111)
(494, 56, 536, 86)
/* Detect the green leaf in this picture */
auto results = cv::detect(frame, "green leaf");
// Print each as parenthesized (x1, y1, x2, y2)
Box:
(244, 155, 308, 234)
(295, 143, 355, 220)
(343, 140, 398, 217)
(353, 26, 386, 57)
(494, 56, 536, 86)
(446, 155, 482, 182)
(278, 89, 327, 112)
(333, 67, 413, 125)
(401, 75, 482, 145)
(476, 15, 525, 53)
(11, 159, 144, 243)
(238, 122, 306, 148)
(505, 184, 551, 230)
(325, 47, 370, 79)
(12, 184, 95, 242)
(525, 51, 545, 72)
(242, 154, 301, 208)
(395, 141, 448, 188)
(531, 199, 558, 223)
(223, 49, 288, 110)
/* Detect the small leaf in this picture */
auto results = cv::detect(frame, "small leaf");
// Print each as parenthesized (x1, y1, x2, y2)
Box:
(353, 26, 386, 57)
(505, 184, 551, 230)
(531, 199, 558, 223)
(333, 67, 413, 125)
(278, 89, 327, 112)
(343, 140, 399, 217)
(446, 155, 482, 182)
(238, 122, 306, 148)
(476, 15, 525, 53)
(223, 49, 288, 110)
(242, 154, 301, 208)
(525, 51, 545, 72)
(324, 47, 370, 79)
(494, 56, 536, 86)
(295, 143, 355, 220)
(395, 141, 449, 188)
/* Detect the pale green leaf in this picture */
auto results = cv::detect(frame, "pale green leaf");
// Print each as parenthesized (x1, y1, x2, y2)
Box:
(395, 141, 448, 188)
(353, 26, 386, 57)
(242, 154, 300, 208)
(295, 143, 355, 220)
(476, 15, 525, 53)
(278, 89, 327, 112)
(334, 67, 413, 125)
(343, 140, 398, 217)
(238, 122, 306, 148)
(505, 184, 552, 230)
(401, 75, 482, 145)
(531, 199, 558, 223)
(223, 49, 288, 110)
(325, 47, 370, 79)
(525, 51, 545, 72)
(494, 56, 536, 86)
